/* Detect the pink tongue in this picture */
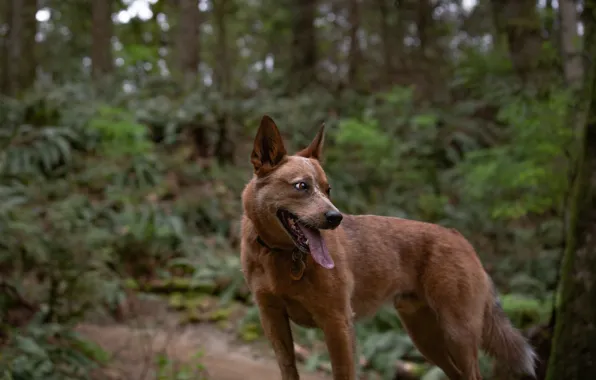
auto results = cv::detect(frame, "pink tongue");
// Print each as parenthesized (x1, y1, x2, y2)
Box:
(298, 225, 335, 269)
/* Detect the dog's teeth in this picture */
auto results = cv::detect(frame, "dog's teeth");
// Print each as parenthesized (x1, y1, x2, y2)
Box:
(305, 239, 308, 244)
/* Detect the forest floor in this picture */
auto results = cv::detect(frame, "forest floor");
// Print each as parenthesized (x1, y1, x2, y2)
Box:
(76, 294, 331, 380)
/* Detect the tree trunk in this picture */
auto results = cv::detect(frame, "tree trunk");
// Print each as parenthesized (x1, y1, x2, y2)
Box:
(7, 0, 37, 95)
(347, 0, 360, 87)
(0, 0, 9, 95)
(490, 0, 544, 85)
(559, 0, 582, 86)
(417, 0, 433, 55)
(213, 0, 234, 164)
(176, 0, 210, 161)
(377, 0, 394, 83)
(289, 0, 317, 92)
(91, 0, 113, 80)
(546, 1, 596, 378)
(175, 0, 200, 82)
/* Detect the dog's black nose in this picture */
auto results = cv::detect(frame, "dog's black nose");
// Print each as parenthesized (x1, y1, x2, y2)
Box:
(325, 210, 343, 227)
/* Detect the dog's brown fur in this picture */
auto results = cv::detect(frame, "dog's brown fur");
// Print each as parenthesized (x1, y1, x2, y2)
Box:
(240, 115, 536, 380)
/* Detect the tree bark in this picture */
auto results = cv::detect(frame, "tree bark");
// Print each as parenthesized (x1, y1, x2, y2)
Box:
(91, 0, 113, 80)
(559, 0, 582, 86)
(289, 0, 317, 92)
(0, 0, 9, 95)
(7, 0, 37, 95)
(417, 0, 433, 54)
(347, 0, 360, 87)
(211, 0, 234, 164)
(546, 1, 596, 378)
(176, 0, 200, 82)
(176, 0, 208, 160)
(376, 0, 394, 84)
(490, 0, 544, 85)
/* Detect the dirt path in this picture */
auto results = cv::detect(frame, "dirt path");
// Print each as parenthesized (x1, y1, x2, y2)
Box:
(77, 297, 331, 380)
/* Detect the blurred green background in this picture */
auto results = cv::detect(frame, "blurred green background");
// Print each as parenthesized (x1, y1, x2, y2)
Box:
(0, 0, 588, 379)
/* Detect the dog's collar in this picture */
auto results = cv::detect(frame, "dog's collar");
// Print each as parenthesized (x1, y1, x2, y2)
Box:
(256, 236, 308, 281)
(256, 236, 287, 252)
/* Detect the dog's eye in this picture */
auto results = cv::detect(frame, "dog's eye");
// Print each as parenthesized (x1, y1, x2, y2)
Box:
(326, 186, 331, 196)
(294, 182, 309, 191)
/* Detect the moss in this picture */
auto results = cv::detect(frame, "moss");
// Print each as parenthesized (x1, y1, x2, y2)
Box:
(209, 306, 233, 321)
(239, 322, 262, 342)
(143, 277, 217, 294)
(500, 294, 551, 329)
(123, 278, 139, 290)
(180, 304, 236, 325)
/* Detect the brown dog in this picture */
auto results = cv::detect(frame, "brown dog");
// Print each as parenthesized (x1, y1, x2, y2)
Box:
(240, 115, 536, 380)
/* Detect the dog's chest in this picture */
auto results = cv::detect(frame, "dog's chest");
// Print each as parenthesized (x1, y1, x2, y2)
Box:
(252, 258, 324, 328)
(283, 298, 318, 328)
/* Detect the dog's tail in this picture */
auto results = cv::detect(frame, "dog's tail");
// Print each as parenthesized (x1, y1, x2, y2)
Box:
(481, 283, 537, 378)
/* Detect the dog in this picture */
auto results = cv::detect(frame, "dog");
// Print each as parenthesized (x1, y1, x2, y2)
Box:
(240, 115, 536, 380)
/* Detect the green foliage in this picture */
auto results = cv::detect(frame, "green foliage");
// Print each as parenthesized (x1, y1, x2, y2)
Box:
(89, 106, 153, 157)
(0, 323, 108, 380)
(1, 125, 81, 177)
(457, 89, 572, 219)
(1, 74, 570, 378)
(0, 1, 575, 377)
(155, 351, 208, 380)
(500, 294, 552, 329)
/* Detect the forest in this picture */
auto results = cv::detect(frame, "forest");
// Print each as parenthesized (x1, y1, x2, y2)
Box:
(1, 0, 595, 379)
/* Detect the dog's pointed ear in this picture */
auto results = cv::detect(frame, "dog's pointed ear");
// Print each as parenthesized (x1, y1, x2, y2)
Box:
(297, 123, 325, 161)
(251, 115, 287, 174)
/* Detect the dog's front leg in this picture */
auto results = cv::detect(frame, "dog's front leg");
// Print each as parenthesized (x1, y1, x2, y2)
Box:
(256, 294, 299, 380)
(321, 314, 357, 380)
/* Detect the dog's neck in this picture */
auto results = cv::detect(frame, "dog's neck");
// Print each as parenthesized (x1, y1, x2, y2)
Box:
(250, 216, 296, 252)
(252, 224, 309, 281)
(243, 180, 297, 252)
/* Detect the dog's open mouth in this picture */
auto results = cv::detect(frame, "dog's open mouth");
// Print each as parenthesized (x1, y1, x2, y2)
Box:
(276, 209, 335, 269)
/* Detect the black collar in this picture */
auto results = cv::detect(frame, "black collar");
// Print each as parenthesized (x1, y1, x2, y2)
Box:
(256, 235, 308, 281)
(256, 236, 294, 252)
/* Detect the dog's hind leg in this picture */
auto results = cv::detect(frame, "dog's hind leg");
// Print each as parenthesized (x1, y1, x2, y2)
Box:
(440, 319, 483, 380)
(394, 297, 462, 380)
(428, 291, 485, 380)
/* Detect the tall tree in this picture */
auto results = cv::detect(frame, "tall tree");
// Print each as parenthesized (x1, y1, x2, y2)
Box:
(7, 0, 37, 95)
(559, 0, 582, 86)
(0, 0, 9, 95)
(289, 0, 317, 92)
(546, 0, 596, 378)
(490, 0, 544, 85)
(174, 0, 209, 160)
(175, 0, 200, 82)
(213, 0, 234, 163)
(347, 0, 361, 87)
(91, 0, 113, 80)
(376, 0, 396, 84)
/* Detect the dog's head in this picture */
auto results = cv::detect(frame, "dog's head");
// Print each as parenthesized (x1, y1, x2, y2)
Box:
(244, 115, 342, 269)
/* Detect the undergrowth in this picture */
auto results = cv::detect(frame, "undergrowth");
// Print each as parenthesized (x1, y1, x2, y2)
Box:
(0, 74, 568, 379)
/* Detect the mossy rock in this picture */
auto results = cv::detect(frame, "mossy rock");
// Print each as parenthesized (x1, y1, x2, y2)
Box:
(181, 305, 236, 325)
(209, 305, 235, 321)
(168, 292, 186, 310)
(123, 278, 140, 290)
(169, 293, 219, 312)
(239, 322, 263, 342)
(499, 294, 551, 329)
(182, 309, 206, 324)
(143, 277, 217, 294)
